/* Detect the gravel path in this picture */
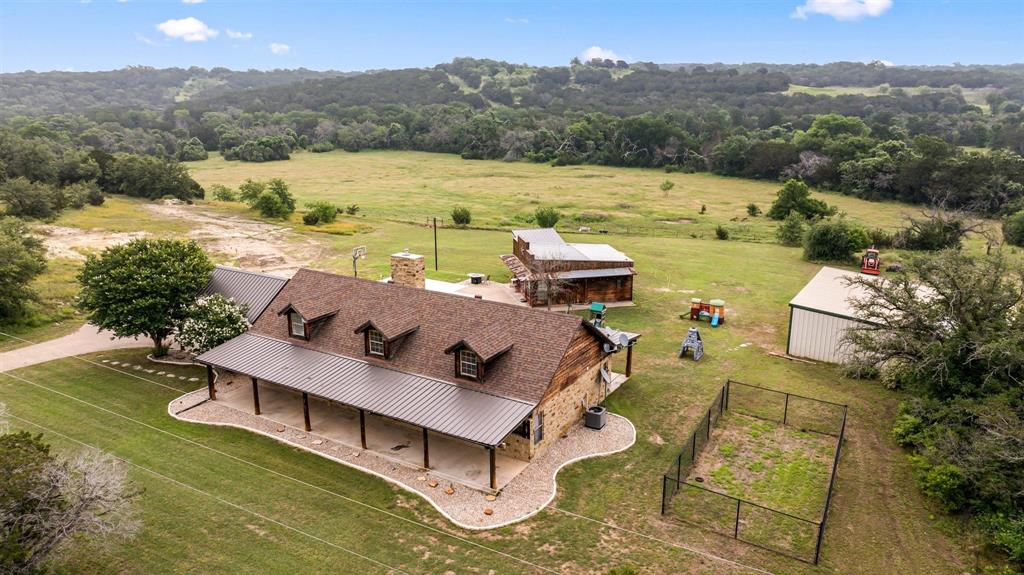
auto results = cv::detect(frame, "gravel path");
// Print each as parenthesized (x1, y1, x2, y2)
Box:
(168, 388, 635, 530)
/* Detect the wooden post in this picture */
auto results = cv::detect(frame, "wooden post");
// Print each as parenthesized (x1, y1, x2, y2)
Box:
(359, 409, 367, 449)
(422, 428, 430, 469)
(489, 447, 497, 490)
(625, 345, 634, 377)
(251, 377, 261, 415)
(302, 392, 311, 432)
(206, 365, 216, 400)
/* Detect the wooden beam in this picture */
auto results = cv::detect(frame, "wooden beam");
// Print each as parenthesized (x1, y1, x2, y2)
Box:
(251, 377, 261, 415)
(422, 428, 430, 469)
(302, 392, 311, 431)
(625, 345, 634, 377)
(359, 409, 367, 449)
(206, 365, 216, 400)
(489, 447, 497, 491)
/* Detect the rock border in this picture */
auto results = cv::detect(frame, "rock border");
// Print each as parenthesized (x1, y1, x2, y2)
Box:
(167, 388, 636, 530)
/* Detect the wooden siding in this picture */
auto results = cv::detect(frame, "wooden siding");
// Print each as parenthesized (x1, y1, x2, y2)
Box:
(543, 326, 609, 402)
(522, 276, 633, 307)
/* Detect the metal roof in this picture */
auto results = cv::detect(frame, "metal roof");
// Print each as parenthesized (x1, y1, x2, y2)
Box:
(554, 267, 635, 280)
(196, 333, 536, 446)
(512, 228, 565, 244)
(201, 266, 288, 323)
(788, 266, 874, 320)
(566, 243, 633, 263)
(511, 228, 633, 263)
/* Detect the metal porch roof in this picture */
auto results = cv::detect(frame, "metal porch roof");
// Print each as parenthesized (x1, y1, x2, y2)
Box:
(196, 333, 536, 446)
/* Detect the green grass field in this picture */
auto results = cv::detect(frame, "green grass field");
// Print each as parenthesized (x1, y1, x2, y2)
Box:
(2, 150, 988, 574)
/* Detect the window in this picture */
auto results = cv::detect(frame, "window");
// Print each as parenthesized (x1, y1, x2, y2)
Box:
(512, 419, 530, 438)
(289, 312, 305, 338)
(367, 329, 385, 356)
(458, 349, 478, 378)
(533, 411, 544, 444)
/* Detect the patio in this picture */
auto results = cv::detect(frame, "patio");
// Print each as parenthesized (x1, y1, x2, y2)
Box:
(214, 376, 529, 491)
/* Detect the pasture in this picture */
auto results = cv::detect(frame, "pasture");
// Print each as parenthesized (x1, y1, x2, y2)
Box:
(4, 150, 985, 574)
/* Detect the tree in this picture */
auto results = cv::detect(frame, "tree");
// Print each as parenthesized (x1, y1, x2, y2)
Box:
(715, 225, 730, 240)
(803, 217, 869, 262)
(304, 201, 339, 225)
(451, 206, 471, 226)
(1003, 210, 1024, 247)
(175, 295, 249, 356)
(178, 137, 209, 162)
(0, 178, 60, 220)
(0, 217, 47, 321)
(893, 209, 984, 251)
(776, 212, 806, 246)
(76, 239, 213, 354)
(248, 179, 295, 219)
(767, 179, 837, 220)
(209, 184, 237, 202)
(103, 155, 203, 201)
(659, 180, 675, 194)
(746, 203, 761, 217)
(535, 206, 561, 228)
(237, 179, 266, 205)
(0, 430, 139, 575)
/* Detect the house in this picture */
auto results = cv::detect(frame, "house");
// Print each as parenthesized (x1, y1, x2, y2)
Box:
(195, 255, 638, 491)
(200, 265, 288, 323)
(500, 228, 636, 307)
(786, 267, 875, 363)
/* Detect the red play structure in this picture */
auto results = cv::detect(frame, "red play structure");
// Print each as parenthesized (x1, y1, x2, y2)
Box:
(860, 247, 881, 275)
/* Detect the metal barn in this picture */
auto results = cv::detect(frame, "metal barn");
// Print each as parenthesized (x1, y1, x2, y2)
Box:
(786, 267, 873, 363)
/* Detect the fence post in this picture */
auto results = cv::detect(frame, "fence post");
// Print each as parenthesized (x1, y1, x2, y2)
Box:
(734, 499, 741, 538)
(691, 431, 696, 461)
(814, 522, 824, 564)
(725, 380, 730, 411)
(783, 393, 790, 425)
(661, 475, 668, 515)
(676, 453, 682, 485)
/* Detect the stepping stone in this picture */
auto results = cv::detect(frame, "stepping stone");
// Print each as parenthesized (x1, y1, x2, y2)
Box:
(428, 480, 439, 488)
(178, 376, 186, 380)
(416, 476, 426, 482)
(110, 361, 120, 365)
(444, 486, 455, 495)
(102, 360, 110, 363)
(297, 434, 307, 439)
(166, 374, 176, 378)
(312, 439, 323, 445)
(188, 377, 199, 382)
(485, 495, 497, 502)
(133, 365, 142, 370)
(157, 371, 166, 375)
(276, 426, 285, 433)
(145, 369, 154, 373)
(483, 508, 493, 516)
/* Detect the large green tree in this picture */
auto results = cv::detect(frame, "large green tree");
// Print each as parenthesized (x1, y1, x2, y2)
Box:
(0, 217, 47, 321)
(76, 239, 213, 354)
(103, 155, 203, 201)
(767, 179, 837, 220)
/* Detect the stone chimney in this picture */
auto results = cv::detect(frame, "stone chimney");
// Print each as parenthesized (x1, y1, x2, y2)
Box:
(390, 249, 425, 289)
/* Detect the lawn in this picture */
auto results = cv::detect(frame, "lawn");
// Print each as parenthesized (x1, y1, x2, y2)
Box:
(186, 149, 920, 242)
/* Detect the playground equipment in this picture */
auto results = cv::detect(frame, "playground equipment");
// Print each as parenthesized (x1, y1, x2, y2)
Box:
(678, 327, 704, 361)
(860, 247, 881, 276)
(589, 302, 607, 326)
(688, 298, 726, 327)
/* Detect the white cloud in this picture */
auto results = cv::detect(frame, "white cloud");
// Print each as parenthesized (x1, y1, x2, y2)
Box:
(504, 17, 529, 24)
(792, 0, 893, 21)
(156, 17, 218, 42)
(182, 0, 205, 3)
(135, 33, 160, 46)
(269, 42, 290, 55)
(226, 29, 253, 40)
(581, 45, 624, 62)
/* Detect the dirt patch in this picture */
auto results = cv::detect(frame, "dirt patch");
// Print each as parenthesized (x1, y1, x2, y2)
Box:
(658, 219, 696, 225)
(144, 203, 324, 275)
(35, 225, 149, 261)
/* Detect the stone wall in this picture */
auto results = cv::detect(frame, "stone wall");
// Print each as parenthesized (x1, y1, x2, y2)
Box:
(390, 251, 425, 289)
(526, 358, 609, 460)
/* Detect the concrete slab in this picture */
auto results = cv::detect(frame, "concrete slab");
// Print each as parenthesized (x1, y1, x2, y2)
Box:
(0, 324, 149, 372)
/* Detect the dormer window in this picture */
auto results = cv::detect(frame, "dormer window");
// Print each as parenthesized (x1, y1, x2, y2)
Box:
(367, 329, 385, 356)
(289, 312, 306, 339)
(458, 349, 479, 379)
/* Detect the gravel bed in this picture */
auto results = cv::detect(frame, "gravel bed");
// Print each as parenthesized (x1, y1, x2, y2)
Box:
(168, 388, 635, 529)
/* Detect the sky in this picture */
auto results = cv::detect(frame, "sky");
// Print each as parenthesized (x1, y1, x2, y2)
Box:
(1, 0, 1022, 73)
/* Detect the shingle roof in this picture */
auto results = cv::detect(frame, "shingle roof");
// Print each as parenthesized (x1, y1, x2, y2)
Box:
(197, 333, 534, 446)
(201, 265, 288, 323)
(250, 268, 591, 403)
(446, 322, 516, 362)
(354, 308, 421, 341)
(280, 290, 344, 322)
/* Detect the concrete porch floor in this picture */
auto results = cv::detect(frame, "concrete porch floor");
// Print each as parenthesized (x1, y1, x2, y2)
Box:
(216, 380, 529, 491)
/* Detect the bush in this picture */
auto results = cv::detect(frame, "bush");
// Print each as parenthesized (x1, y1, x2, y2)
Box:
(913, 459, 968, 512)
(767, 179, 837, 220)
(0, 217, 47, 321)
(178, 137, 209, 162)
(238, 179, 266, 205)
(659, 180, 675, 193)
(209, 184, 237, 202)
(345, 204, 360, 215)
(746, 203, 761, 217)
(715, 225, 730, 240)
(302, 212, 320, 226)
(867, 227, 894, 248)
(893, 215, 970, 251)
(309, 142, 335, 153)
(304, 201, 339, 225)
(175, 294, 249, 355)
(254, 190, 291, 219)
(891, 412, 925, 446)
(0, 178, 60, 220)
(535, 206, 561, 228)
(59, 181, 102, 210)
(1004, 210, 1024, 247)
(803, 218, 870, 262)
(451, 206, 471, 226)
(776, 212, 806, 246)
(978, 512, 1024, 563)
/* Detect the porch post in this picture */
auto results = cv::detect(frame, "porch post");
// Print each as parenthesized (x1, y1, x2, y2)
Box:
(489, 447, 497, 490)
(251, 377, 261, 415)
(422, 428, 430, 469)
(625, 344, 634, 377)
(359, 409, 367, 449)
(302, 392, 311, 431)
(206, 365, 216, 400)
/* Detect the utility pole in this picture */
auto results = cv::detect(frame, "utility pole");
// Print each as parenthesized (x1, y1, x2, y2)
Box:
(433, 217, 439, 271)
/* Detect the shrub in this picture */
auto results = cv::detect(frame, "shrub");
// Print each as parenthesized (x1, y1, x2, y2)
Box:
(209, 184, 237, 202)
(867, 227, 894, 248)
(345, 204, 360, 215)
(893, 212, 976, 251)
(451, 206, 471, 226)
(535, 206, 561, 228)
(178, 137, 209, 162)
(746, 203, 761, 217)
(175, 294, 249, 355)
(253, 190, 291, 219)
(0, 217, 47, 321)
(978, 512, 1024, 563)
(803, 218, 870, 262)
(767, 179, 837, 220)
(238, 179, 266, 205)
(305, 201, 339, 225)
(0, 178, 60, 220)
(1004, 210, 1024, 247)
(699, 204, 707, 214)
(891, 412, 925, 446)
(913, 459, 968, 512)
(659, 180, 675, 193)
(309, 142, 335, 153)
(302, 212, 320, 226)
(715, 225, 730, 240)
(776, 212, 806, 246)
(59, 181, 102, 210)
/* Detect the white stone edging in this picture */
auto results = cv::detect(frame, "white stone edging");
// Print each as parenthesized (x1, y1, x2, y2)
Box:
(166, 388, 636, 531)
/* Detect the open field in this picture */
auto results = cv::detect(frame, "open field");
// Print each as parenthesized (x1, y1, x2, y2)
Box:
(187, 150, 921, 242)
